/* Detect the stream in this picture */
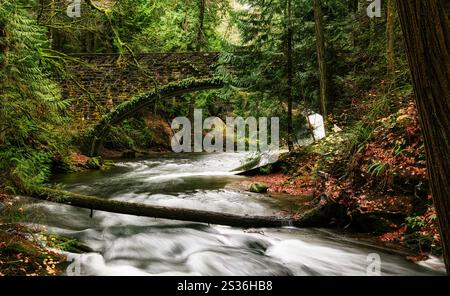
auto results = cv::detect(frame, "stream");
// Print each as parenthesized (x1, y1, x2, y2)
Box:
(27, 153, 445, 276)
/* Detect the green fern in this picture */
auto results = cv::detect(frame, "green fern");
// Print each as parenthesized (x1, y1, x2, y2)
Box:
(367, 161, 390, 177)
(0, 0, 69, 191)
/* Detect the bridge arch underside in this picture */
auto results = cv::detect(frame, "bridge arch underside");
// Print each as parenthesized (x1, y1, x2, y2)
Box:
(83, 78, 225, 156)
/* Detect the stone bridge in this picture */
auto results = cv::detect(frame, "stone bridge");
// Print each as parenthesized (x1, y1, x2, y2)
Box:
(59, 52, 220, 123)
(82, 78, 225, 156)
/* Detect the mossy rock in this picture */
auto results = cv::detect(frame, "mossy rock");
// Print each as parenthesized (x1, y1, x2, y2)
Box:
(249, 182, 269, 193)
(86, 157, 103, 169)
(233, 156, 262, 172)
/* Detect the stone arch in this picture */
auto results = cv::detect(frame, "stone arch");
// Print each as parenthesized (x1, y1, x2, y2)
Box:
(82, 78, 225, 156)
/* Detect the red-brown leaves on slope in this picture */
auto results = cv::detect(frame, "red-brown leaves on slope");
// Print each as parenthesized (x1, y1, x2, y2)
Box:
(379, 226, 406, 243)
(358, 101, 428, 191)
(251, 173, 316, 197)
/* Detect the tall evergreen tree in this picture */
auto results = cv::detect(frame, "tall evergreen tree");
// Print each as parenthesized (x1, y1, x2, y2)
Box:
(397, 0, 450, 274)
(229, 0, 307, 147)
(386, 0, 396, 84)
(313, 0, 328, 121)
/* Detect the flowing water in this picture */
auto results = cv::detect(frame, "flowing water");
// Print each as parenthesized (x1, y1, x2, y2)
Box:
(27, 153, 445, 276)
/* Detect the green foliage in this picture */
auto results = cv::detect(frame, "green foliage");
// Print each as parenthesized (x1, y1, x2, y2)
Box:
(0, 200, 28, 224)
(404, 215, 440, 253)
(259, 164, 273, 175)
(104, 117, 154, 151)
(226, 0, 306, 101)
(36, 0, 230, 54)
(0, 0, 69, 191)
(86, 157, 103, 170)
(405, 216, 427, 233)
(344, 123, 374, 155)
(41, 233, 93, 254)
(367, 161, 390, 177)
(394, 139, 406, 156)
(131, 0, 229, 52)
(223, 0, 411, 140)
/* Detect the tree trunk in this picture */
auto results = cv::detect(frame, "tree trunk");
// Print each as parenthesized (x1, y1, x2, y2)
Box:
(195, 0, 206, 52)
(313, 0, 328, 121)
(386, 0, 396, 84)
(189, 0, 207, 126)
(0, 21, 5, 67)
(396, 0, 450, 275)
(30, 188, 335, 229)
(48, 0, 55, 49)
(286, 0, 294, 151)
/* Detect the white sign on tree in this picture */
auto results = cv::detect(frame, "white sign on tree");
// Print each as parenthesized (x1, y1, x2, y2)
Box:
(307, 113, 326, 141)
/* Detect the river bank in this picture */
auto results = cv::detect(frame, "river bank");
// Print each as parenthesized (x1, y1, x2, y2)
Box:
(0, 192, 97, 276)
(231, 101, 442, 263)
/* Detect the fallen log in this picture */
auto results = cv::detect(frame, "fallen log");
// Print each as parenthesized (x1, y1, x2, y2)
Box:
(30, 187, 332, 228)
(31, 188, 289, 227)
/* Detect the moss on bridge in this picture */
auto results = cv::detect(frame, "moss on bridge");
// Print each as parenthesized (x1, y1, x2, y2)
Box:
(60, 53, 220, 121)
(81, 77, 225, 156)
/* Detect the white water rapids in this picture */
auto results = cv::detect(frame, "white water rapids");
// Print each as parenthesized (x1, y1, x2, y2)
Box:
(25, 153, 446, 276)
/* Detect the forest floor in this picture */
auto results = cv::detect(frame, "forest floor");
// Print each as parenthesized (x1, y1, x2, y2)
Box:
(237, 99, 441, 262)
(0, 194, 65, 275)
(0, 193, 94, 276)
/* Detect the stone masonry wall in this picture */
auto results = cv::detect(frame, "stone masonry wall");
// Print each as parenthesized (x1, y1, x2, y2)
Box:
(59, 53, 219, 123)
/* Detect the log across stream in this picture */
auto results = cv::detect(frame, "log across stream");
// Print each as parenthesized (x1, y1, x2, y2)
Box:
(31, 187, 330, 228)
